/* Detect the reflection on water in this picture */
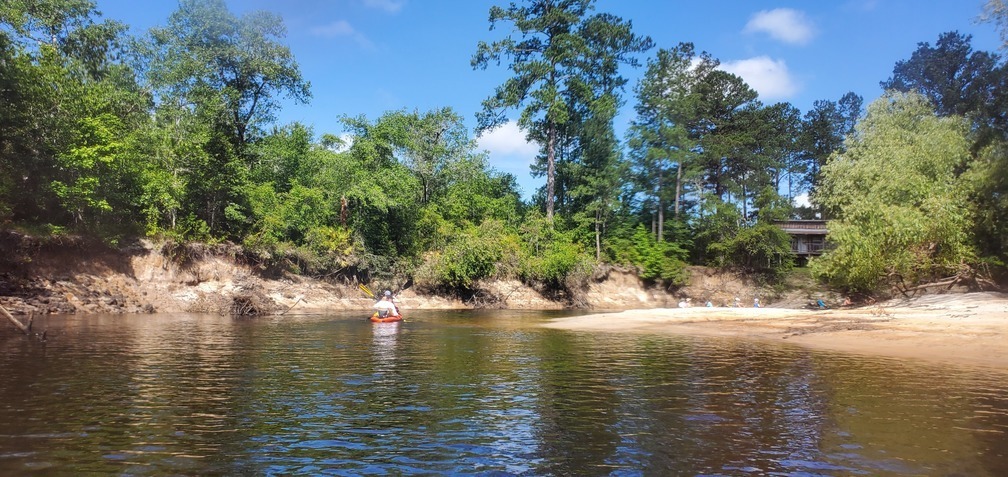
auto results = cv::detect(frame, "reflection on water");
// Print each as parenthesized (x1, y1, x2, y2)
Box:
(1, 311, 1007, 475)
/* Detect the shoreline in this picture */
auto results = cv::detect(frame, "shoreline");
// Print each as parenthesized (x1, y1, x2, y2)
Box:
(542, 292, 1008, 369)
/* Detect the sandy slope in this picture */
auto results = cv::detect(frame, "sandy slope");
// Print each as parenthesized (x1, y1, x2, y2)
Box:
(543, 292, 1008, 368)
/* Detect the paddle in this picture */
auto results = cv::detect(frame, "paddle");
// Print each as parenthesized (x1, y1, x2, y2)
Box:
(358, 283, 375, 299)
(389, 276, 413, 321)
(396, 276, 413, 295)
(359, 283, 380, 320)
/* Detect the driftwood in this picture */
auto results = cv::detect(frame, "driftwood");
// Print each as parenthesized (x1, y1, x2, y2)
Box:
(894, 263, 1002, 297)
(1, 304, 30, 334)
(279, 296, 304, 316)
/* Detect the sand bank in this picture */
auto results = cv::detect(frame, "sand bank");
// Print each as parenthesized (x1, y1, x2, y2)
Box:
(543, 292, 1008, 369)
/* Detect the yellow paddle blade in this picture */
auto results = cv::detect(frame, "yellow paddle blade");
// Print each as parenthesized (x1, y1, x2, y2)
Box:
(358, 283, 374, 298)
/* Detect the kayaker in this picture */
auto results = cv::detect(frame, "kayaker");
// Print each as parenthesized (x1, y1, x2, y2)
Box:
(373, 290, 400, 318)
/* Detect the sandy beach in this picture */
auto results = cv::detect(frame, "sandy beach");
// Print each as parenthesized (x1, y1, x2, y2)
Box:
(543, 291, 1008, 369)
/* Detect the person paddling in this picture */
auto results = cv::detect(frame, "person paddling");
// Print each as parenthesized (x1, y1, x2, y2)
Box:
(373, 290, 400, 318)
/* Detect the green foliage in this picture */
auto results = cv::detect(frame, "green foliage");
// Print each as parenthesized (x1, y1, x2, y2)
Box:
(683, 196, 792, 279)
(416, 220, 518, 290)
(516, 212, 594, 291)
(722, 223, 794, 280)
(691, 199, 742, 267)
(811, 92, 977, 292)
(0, 1, 142, 232)
(3, 0, 998, 303)
(881, 31, 999, 119)
(144, 0, 310, 151)
(964, 142, 1008, 264)
(137, 0, 311, 239)
(798, 93, 862, 201)
(608, 225, 688, 284)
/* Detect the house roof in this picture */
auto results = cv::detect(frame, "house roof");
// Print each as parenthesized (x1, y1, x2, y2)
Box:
(773, 220, 828, 235)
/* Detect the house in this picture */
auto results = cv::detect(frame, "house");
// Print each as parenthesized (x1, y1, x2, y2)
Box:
(773, 220, 828, 260)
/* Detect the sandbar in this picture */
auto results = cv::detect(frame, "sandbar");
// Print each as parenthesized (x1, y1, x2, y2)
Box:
(543, 292, 1008, 369)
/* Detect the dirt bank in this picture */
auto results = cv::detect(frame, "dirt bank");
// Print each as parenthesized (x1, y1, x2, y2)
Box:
(543, 292, 1008, 368)
(0, 233, 697, 317)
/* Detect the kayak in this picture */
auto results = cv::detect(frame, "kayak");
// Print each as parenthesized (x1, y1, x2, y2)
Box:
(370, 312, 403, 323)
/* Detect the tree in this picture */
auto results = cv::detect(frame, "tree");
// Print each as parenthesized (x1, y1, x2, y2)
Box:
(798, 92, 862, 208)
(981, 0, 1008, 51)
(965, 141, 1008, 266)
(812, 92, 977, 293)
(692, 70, 759, 207)
(472, 0, 649, 221)
(144, 0, 310, 154)
(880, 31, 1003, 138)
(883, 30, 999, 118)
(392, 107, 473, 206)
(0, 0, 138, 230)
(560, 11, 650, 259)
(759, 102, 803, 204)
(628, 43, 717, 241)
(139, 0, 310, 238)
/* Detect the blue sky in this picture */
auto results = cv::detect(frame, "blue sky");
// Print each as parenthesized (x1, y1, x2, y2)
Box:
(95, 0, 1002, 199)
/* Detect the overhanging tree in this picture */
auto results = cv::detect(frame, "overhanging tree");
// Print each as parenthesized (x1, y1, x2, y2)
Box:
(812, 92, 978, 293)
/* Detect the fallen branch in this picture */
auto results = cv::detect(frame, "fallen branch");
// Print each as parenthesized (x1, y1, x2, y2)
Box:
(1, 304, 29, 334)
(279, 296, 304, 316)
(901, 276, 960, 293)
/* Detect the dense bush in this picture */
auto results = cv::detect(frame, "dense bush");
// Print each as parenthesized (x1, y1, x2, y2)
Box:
(415, 220, 518, 290)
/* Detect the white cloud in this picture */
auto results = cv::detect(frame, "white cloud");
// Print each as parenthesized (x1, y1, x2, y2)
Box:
(719, 56, 799, 100)
(310, 19, 354, 37)
(743, 8, 815, 45)
(363, 0, 405, 13)
(330, 133, 355, 153)
(793, 192, 811, 208)
(309, 20, 374, 49)
(476, 121, 539, 158)
(477, 121, 543, 199)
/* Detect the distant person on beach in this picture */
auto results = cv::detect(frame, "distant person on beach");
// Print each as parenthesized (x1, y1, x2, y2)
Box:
(754, 297, 761, 308)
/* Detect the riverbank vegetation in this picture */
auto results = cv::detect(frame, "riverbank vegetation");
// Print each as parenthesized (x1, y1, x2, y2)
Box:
(1, 0, 1006, 304)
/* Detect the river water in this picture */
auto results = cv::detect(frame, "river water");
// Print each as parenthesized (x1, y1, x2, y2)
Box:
(1, 310, 1006, 476)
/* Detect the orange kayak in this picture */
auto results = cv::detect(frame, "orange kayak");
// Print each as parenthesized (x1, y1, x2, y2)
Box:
(370, 313, 403, 323)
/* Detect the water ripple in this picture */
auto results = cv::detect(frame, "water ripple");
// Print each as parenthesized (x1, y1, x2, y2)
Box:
(1, 312, 1007, 475)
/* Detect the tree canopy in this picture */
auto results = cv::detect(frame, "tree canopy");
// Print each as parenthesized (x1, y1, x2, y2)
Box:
(0, 0, 1005, 299)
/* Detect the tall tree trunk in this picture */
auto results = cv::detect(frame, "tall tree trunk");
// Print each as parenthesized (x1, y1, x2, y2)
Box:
(742, 183, 748, 219)
(674, 161, 682, 218)
(658, 198, 665, 242)
(657, 168, 665, 242)
(546, 122, 557, 221)
(787, 168, 793, 203)
(595, 209, 602, 261)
